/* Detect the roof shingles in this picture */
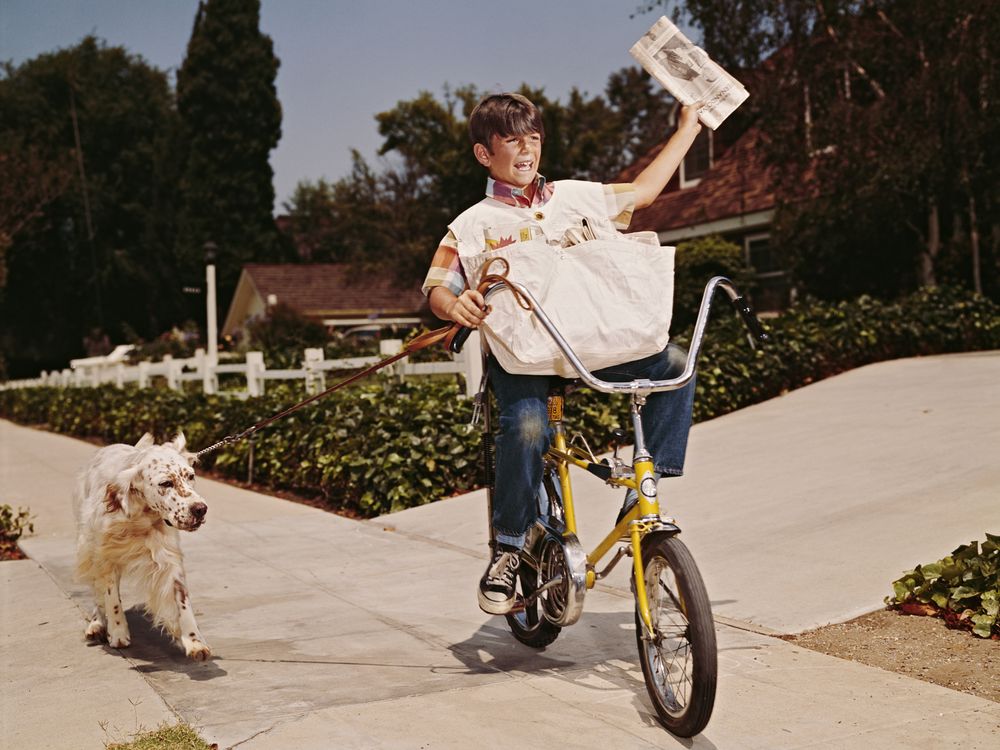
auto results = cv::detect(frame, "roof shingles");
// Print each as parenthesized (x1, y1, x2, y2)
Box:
(626, 126, 776, 234)
(243, 264, 428, 317)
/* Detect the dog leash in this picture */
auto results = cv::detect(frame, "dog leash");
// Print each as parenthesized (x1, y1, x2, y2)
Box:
(446, 256, 532, 353)
(194, 324, 464, 458)
(195, 260, 527, 459)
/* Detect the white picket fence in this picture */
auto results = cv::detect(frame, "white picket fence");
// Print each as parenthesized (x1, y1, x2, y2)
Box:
(2, 333, 484, 399)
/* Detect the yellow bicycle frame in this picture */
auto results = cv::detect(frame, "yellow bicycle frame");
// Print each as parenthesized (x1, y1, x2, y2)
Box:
(543, 392, 665, 634)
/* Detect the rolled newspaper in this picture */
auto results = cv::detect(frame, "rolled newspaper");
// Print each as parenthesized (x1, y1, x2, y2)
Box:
(630, 16, 749, 130)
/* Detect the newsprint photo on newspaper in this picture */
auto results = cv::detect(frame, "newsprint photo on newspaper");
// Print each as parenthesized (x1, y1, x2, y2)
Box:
(630, 16, 749, 130)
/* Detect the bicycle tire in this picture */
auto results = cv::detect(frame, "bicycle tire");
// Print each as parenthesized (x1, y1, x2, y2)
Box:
(634, 532, 717, 737)
(505, 472, 562, 648)
(505, 561, 562, 648)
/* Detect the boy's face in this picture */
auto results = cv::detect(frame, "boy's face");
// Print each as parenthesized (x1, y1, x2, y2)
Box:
(474, 132, 542, 188)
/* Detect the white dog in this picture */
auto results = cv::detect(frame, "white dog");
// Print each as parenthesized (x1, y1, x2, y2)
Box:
(74, 432, 211, 660)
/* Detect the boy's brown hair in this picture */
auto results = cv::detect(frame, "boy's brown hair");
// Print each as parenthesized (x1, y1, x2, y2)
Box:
(468, 93, 545, 150)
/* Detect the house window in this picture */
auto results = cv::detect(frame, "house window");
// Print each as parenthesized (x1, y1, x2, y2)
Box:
(680, 127, 712, 188)
(745, 233, 780, 274)
(745, 233, 792, 311)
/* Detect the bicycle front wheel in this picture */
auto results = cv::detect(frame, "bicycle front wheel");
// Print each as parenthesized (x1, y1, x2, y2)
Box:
(634, 532, 717, 737)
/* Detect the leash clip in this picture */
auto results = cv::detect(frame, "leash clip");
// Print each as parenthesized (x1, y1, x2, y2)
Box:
(469, 392, 483, 429)
(466, 368, 490, 431)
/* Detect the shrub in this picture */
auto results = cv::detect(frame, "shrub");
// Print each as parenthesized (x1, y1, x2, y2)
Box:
(887, 535, 1000, 638)
(0, 504, 35, 560)
(672, 235, 755, 330)
(245, 302, 330, 368)
(1, 286, 998, 517)
(126, 320, 203, 362)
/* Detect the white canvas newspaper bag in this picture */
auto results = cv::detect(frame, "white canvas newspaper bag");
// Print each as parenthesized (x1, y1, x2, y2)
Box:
(461, 238, 675, 377)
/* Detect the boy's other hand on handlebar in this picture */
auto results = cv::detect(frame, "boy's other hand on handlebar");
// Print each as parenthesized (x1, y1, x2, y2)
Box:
(447, 289, 488, 328)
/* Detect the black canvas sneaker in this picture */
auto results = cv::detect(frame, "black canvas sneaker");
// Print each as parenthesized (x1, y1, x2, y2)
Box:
(478, 543, 521, 614)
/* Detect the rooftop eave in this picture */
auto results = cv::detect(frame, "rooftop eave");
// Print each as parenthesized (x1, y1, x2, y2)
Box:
(657, 209, 776, 244)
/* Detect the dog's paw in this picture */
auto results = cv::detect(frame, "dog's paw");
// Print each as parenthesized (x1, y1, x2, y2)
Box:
(185, 641, 212, 661)
(84, 619, 107, 641)
(108, 635, 131, 649)
(107, 629, 131, 649)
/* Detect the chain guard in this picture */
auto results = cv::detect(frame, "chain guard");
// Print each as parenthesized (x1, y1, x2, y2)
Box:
(535, 532, 587, 627)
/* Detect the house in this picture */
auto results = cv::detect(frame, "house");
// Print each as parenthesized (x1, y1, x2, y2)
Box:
(621, 111, 791, 310)
(221, 263, 430, 338)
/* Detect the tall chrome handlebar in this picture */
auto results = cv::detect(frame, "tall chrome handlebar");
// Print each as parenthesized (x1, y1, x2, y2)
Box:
(480, 275, 767, 397)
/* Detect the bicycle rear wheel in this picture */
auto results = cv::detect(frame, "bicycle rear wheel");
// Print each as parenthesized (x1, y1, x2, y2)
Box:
(634, 532, 717, 737)
(505, 473, 563, 648)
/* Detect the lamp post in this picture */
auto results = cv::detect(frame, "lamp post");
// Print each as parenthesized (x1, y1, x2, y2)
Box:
(204, 241, 218, 366)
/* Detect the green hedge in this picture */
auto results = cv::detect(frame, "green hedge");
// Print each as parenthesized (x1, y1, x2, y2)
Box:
(2, 286, 998, 517)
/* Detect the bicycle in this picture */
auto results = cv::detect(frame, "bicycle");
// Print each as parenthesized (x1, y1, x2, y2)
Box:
(451, 275, 767, 737)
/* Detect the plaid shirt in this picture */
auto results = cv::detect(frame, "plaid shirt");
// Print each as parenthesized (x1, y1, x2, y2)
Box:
(421, 176, 635, 297)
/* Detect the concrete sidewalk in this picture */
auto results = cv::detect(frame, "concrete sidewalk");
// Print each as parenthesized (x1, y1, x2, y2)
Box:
(2, 351, 1000, 749)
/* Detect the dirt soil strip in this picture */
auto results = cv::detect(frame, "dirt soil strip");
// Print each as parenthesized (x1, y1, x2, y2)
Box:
(787, 608, 1000, 703)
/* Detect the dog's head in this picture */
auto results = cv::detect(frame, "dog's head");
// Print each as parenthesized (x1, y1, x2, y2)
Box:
(109, 432, 208, 531)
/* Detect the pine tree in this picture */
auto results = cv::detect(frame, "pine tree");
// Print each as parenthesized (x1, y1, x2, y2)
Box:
(176, 0, 284, 305)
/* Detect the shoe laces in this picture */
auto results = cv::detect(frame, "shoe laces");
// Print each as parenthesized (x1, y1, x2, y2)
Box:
(488, 549, 520, 587)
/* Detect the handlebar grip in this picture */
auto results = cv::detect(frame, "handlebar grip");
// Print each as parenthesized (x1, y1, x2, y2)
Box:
(448, 326, 473, 354)
(732, 296, 769, 347)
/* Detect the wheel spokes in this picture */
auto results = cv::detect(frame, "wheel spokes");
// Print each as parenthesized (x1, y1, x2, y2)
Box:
(644, 562, 695, 713)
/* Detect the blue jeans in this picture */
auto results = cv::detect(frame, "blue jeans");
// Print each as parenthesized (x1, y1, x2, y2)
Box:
(487, 344, 696, 548)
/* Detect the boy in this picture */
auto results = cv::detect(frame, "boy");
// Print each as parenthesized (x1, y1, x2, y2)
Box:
(422, 93, 702, 615)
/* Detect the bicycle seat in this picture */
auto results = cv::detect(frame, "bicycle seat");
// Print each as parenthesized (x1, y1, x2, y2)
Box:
(548, 379, 582, 398)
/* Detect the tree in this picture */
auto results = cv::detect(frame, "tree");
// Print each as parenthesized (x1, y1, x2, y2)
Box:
(0, 37, 183, 376)
(175, 0, 285, 307)
(0, 145, 72, 288)
(650, 1, 1000, 299)
(281, 179, 338, 262)
(282, 72, 675, 287)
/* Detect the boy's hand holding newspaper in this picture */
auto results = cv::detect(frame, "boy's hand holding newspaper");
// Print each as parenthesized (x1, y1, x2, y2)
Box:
(631, 16, 749, 129)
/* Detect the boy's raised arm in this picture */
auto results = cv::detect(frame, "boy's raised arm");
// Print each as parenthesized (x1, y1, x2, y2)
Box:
(631, 104, 702, 209)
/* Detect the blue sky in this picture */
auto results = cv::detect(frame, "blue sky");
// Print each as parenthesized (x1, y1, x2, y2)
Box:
(1, 1, 684, 210)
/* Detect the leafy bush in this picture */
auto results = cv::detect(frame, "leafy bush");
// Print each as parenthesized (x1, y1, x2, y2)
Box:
(245, 302, 330, 368)
(672, 235, 755, 330)
(887, 535, 1000, 638)
(0, 377, 478, 518)
(1, 286, 998, 517)
(125, 320, 203, 363)
(0, 504, 35, 560)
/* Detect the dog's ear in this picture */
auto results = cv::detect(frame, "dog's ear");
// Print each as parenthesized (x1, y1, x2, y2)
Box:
(169, 431, 199, 466)
(105, 463, 143, 515)
(135, 432, 155, 450)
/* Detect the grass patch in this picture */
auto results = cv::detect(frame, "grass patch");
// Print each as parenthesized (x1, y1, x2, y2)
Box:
(105, 723, 215, 750)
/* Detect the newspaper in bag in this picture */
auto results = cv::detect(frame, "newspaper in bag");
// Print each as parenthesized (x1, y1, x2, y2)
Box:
(630, 16, 749, 130)
(461, 239, 675, 378)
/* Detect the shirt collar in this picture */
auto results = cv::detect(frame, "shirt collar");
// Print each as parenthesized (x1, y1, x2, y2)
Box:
(486, 175, 552, 208)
